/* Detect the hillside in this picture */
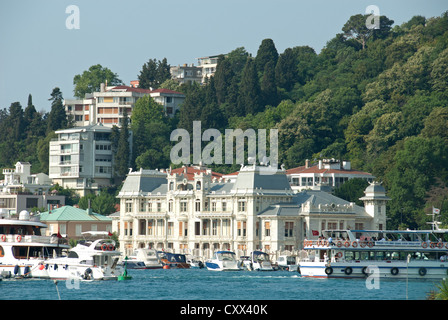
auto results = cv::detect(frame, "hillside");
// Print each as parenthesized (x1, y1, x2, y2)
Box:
(1, 11, 448, 229)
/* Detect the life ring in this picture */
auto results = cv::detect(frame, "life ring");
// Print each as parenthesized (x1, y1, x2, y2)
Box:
(344, 267, 353, 275)
(360, 241, 367, 248)
(390, 267, 399, 276)
(335, 252, 343, 258)
(108, 244, 114, 251)
(16, 235, 22, 242)
(430, 242, 436, 249)
(344, 241, 350, 248)
(0, 234, 6, 241)
(446, 243, 448, 249)
(421, 242, 428, 248)
(438, 242, 443, 249)
(352, 241, 358, 248)
(362, 266, 369, 275)
(336, 241, 342, 248)
(101, 243, 108, 251)
(367, 241, 374, 248)
(325, 267, 333, 275)
(418, 267, 427, 276)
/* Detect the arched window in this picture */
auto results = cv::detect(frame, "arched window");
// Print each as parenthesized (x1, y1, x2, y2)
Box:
(196, 181, 201, 190)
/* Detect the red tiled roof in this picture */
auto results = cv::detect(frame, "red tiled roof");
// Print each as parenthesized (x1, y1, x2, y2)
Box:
(167, 166, 223, 180)
(150, 88, 184, 95)
(109, 86, 153, 94)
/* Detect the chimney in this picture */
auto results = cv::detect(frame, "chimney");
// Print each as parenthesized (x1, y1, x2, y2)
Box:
(318, 160, 322, 170)
(86, 199, 93, 215)
(100, 83, 105, 92)
(305, 159, 310, 169)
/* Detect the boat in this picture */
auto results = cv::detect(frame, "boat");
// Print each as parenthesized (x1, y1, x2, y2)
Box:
(32, 231, 123, 280)
(299, 229, 448, 279)
(241, 251, 274, 271)
(276, 255, 299, 272)
(159, 251, 190, 269)
(0, 209, 70, 279)
(205, 251, 241, 271)
(122, 248, 163, 269)
(186, 254, 205, 269)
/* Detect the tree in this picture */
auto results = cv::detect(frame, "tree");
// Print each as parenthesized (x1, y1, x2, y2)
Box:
(342, 14, 394, 50)
(47, 87, 67, 133)
(254, 38, 278, 74)
(237, 58, 262, 115)
(260, 61, 278, 107)
(73, 64, 123, 99)
(113, 110, 131, 182)
(275, 48, 298, 91)
(333, 178, 369, 206)
(138, 58, 171, 89)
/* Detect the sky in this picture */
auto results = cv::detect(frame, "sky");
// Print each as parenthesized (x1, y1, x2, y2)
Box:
(0, 0, 446, 113)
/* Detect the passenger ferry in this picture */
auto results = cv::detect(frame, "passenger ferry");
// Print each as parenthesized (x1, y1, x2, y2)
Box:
(0, 209, 69, 279)
(299, 229, 448, 279)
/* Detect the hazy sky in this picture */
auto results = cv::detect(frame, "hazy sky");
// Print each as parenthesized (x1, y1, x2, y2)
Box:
(0, 0, 446, 113)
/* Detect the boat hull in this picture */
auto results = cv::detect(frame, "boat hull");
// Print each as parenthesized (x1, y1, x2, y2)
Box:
(299, 260, 448, 279)
(205, 261, 240, 271)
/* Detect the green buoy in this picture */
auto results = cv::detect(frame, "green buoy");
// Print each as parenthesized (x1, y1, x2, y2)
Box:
(118, 256, 132, 281)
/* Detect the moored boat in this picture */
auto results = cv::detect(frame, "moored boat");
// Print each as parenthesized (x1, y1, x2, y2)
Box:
(0, 209, 70, 279)
(299, 229, 448, 279)
(32, 231, 122, 280)
(241, 251, 274, 271)
(159, 251, 190, 269)
(205, 251, 240, 271)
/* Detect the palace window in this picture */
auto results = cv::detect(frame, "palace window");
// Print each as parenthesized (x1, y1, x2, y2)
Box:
(265, 221, 270, 237)
(285, 222, 294, 237)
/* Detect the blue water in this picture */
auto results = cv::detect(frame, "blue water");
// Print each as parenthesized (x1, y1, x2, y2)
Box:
(0, 268, 440, 300)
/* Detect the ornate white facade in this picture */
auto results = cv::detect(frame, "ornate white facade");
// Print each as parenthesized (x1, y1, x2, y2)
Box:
(115, 165, 388, 259)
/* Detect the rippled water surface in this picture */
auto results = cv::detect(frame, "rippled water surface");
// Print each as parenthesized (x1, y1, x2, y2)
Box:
(0, 268, 440, 300)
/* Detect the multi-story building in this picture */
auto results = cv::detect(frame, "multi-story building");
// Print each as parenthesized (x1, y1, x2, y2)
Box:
(286, 159, 375, 192)
(115, 164, 387, 259)
(64, 82, 185, 127)
(48, 123, 116, 196)
(0, 162, 65, 214)
(197, 55, 220, 82)
(170, 64, 202, 85)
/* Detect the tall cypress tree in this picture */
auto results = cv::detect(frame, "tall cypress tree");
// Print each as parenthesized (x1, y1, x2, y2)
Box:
(47, 87, 67, 133)
(260, 61, 278, 107)
(255, 39, 279, 75)
(114, 110, 131, 182)
(237, 59, 262, 115)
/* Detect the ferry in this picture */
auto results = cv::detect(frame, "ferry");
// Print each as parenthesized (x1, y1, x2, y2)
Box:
(205, 251, 241, 271)
(32, 231, 122, 280)
(299, 229, 448, 279)
(0, 209, 69, 279)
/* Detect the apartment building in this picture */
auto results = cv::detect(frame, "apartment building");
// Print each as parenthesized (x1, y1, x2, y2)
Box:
(197, 55, 220, 82)
(114, 164, 387, 258)
(48, 124, 116, 196)
(170, 64, 202, 84)
(64, 82, 185, 127)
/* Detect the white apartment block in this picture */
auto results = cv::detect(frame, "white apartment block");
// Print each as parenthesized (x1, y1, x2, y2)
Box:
(64, 82, 185, 128)
(115, 164, 387, 259)
(197, 55, 220, 82)
(49, 124, 115, 196)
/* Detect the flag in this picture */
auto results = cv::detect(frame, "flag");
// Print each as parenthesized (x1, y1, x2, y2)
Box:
(56, 231, 62, 239)
(433, 207, 440, 214)
(108, 231, 113, 236)
(312, 230, 319, 236)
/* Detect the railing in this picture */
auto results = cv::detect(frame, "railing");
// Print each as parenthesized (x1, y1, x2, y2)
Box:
(303, 239, 448, 250)
(0, 234, 60, 244)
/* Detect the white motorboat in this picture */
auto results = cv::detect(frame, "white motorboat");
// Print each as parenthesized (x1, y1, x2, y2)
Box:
(205, 251, 240, 271)
(33, 231, 122, 280)
(186, 255, 205, 269)
(242, 251, 274, 271)
(0, 209, 70, 279)
(132, 248, 163, 269)
(299, 229, 448, 279)
(276, 255, 299, 272)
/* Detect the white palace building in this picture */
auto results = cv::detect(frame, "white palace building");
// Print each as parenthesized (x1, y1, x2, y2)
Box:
(114, 164, 389, 259)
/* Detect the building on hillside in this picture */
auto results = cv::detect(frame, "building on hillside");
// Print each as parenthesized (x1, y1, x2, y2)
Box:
(48, 124, 120, 196)
(170, 64, 203, 85)
(197, 55, 220, 82)
(38, 205, 112, 239)
(0, 162, 65, 214)
(64, 81, 185, 127)
(114, 164, 388, 259)
(286, 159, 375, 192)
